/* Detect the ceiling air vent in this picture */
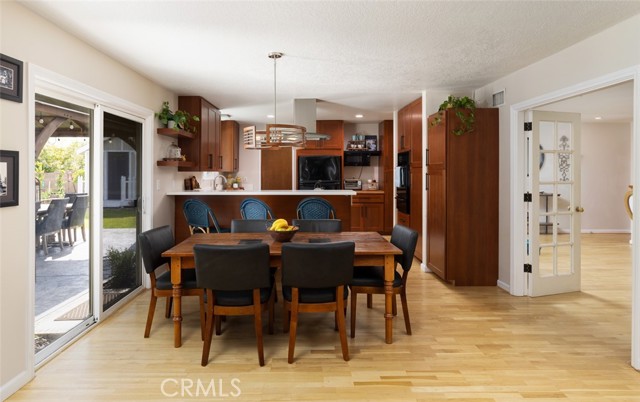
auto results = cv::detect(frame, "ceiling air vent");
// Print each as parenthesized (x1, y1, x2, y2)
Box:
(492, 90, 505, 107)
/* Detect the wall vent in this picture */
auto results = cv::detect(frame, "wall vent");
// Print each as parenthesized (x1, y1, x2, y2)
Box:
(492, 90, 505, 107)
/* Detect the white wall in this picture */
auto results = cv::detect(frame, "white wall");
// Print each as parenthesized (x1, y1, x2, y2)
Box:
(581, 122, 632, 232)
(473, 13, 640, 288)
(0, 2, 176, 398)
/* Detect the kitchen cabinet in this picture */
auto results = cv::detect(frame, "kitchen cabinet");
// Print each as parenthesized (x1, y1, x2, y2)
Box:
(379, 120, 394, 234)
(177, 96, 221, 171)
(409, 98, 422, 166)
(410, 165, 422, 259)
(426, 108, 498, 285)
(304, 120, 344, 149)
(351, 191, 384, 232)
(220, 120, 239, 172)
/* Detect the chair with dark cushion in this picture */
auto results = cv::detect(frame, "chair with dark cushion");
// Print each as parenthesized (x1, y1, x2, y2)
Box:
(183, 198, 229, 234)
(194, 243, 275, 366)
(240, 198, 275, 220)
(62, 194, 88, 246)
(36, 198, 69, 255)
(349, 224, 418, 338)
(296, 197, 336, 219)
(230, 219, 274, 233)
(291, 219, 342, 233)
(281, 241, 355, 363)
(138, 225, 205, 339)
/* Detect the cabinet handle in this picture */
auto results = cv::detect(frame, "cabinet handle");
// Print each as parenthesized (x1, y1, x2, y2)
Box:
(234, 158, 238, 170)
(425, 148, 429, 167)
(219, 155, 223, 169)
(208, 154, 213, 169)
(426, 172, 429, 191)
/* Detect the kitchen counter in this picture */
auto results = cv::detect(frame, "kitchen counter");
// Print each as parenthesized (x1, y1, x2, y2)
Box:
(169, 190, 355, 242)
(167, 189, 356, 196)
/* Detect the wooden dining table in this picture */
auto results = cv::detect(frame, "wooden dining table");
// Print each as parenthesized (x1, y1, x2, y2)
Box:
(161, 231, 402, 347)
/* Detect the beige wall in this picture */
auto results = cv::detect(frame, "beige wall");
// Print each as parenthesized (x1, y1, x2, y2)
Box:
(0, 2, 176, 397)
(474, 14, 640, 287)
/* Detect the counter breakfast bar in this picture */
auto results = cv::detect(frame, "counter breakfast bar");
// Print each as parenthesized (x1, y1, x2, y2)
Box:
(167, 190, 357, 242)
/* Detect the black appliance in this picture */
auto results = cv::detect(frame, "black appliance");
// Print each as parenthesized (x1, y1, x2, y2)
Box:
(344, 151, 375, 166)
(298, 155, 342, 190)
(395, 151, 410, 214)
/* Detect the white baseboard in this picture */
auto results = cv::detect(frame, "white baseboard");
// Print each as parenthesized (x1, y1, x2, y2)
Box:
(1, 369, 33, 401)
(420, 262, 431, 273)
(497, 279, 510, 293)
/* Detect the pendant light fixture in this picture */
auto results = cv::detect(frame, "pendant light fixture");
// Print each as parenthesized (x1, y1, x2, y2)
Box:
(243, 52, 308, 149)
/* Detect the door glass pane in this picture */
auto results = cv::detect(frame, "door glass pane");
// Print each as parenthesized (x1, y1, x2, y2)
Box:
(538, 245, 554, 277)
(102, 112, 142, 311)
(35, 94, 93, 359)
(556, 244, 572, 276)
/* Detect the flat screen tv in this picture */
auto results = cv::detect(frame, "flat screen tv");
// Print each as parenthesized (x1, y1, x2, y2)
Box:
(298, 155, 341, 189)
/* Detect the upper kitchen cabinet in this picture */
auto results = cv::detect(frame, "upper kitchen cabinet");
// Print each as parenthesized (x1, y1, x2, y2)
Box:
(305, 120, 344, 149)
(177, 96, 221, 171)
(397, 97, 421, 157)
(220, 120, 239, 172)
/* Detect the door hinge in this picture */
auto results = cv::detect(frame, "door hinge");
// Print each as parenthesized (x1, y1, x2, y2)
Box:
(524, 263, 532, 273)
(524, 192, 532, 202)
(524, 122, 532, 131)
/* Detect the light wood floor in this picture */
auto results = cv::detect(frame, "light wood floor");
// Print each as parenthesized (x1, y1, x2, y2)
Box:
(9, 233, 639, 401)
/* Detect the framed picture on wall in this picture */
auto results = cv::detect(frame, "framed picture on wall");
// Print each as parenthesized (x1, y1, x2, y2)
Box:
(365, 135, 377, 151)
(0, 54, 23, 103)
(0, 150, 19, 207)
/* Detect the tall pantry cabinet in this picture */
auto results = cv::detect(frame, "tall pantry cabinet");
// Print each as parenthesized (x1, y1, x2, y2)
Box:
(426, 108, 498, 286)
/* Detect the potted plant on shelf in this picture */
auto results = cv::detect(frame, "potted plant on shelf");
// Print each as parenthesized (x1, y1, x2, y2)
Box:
(172, 109, 200, 133)
(156, 101, 175, 128)
(431, 95, 476, 136)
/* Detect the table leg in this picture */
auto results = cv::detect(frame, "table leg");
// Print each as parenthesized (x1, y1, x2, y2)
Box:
(170, 256, 183, 348)
(383, 254, 394, 344)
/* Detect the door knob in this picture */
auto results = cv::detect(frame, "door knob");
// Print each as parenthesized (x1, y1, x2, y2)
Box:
(575, 206, 585, 213)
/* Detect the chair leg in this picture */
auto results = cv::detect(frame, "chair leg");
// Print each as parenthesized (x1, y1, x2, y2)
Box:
(81, 225, 86, 242)
(58, 229, 64, 250)
(400, 288, 412, 335)
(253, 290, 265, 366)
(199, 292, 206, 341)
(336, 289, 349, 361)
(392, 296, 398, 316)
(367, 294, 373, 308)
(201, 307, 215, 367)
(215, 315, 222, 336)
(144, 292, 158, 338)
(42, 234, 49, 256)
(287, 289, 299, 364)
(165, 297, 172, 318)
(350, 292, 357, 338)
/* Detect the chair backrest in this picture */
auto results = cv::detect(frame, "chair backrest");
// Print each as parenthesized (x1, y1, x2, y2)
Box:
(194, 243, 271, 291)
(183, 198, 222, 233)
(64, 192, 87, 205)
(231, 219, 274, 233)
(67, 195, 89, 227)
(138, 225, 174, 274)
(291, 219, 341, 233)
(37, 198, 69, 234)
(240, 198, 274, 220)
(296, 197, 336, 219)
(390, 225, 419, 272)
(281, 242, 354, 288)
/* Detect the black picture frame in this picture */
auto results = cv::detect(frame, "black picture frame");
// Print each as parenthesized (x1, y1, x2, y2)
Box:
(0, 54, 23, 103)
(0, 150, 19, 208)
(365, 135, 377, 151)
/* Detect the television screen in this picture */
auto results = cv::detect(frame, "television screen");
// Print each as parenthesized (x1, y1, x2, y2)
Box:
(298, 155, 341, 182)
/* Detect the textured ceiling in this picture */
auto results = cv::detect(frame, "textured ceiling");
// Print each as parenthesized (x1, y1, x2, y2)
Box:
(20, 1, 640, 126)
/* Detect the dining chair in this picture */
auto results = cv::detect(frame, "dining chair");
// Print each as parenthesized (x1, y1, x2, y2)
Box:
(62, 194, 88, 246)
(194, 243, 275, 366)
(296, 197, 336, 219)
(291, 219, 342, 233)
(281, 241, 355, 363)
(36, 197, 69, 255)
(349, 224, 418, 338)
(230, 219, 274, 233)
(240, 198, 275, 220)
(182, 198, 228, 234)
(138, 225, 205, 339)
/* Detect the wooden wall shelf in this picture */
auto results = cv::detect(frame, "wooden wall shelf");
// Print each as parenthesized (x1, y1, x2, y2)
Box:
(156, 127, 195, 139)
(156, 160, 195, 167)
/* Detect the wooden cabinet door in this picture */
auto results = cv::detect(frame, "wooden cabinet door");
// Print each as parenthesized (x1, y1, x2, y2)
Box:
(409, 98, 422, 166)
(351, 204, 365, 231)
(379, 120, 393, 170)
(307, 120, 344, 149)
(363, 203, 384, 232)
(178, 96, 220, 172)
(220, 120, 239, 172)
(260, 147, 293, 190)
(426, 166, 446, 280)
(410, 165, 422, 260)
(383, 169, 394, 234)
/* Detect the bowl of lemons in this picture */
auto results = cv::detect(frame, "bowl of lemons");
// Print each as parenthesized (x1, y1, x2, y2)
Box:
(267, 219, 299, 242)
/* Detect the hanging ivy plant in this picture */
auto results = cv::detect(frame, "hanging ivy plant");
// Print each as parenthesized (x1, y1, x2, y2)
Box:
(431, 95, 476, 136)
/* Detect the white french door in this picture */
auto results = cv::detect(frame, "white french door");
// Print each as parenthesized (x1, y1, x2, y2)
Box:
(527, 110, 583, 297)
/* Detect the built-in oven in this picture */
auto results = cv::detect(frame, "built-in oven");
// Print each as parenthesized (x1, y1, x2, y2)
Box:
(395, 151, 410, 214)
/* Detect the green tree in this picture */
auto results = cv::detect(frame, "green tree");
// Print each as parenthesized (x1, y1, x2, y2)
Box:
(36, 141, 86, 199)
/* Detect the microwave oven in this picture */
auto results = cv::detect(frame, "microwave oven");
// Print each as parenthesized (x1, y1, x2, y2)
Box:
(344, 151, 371, 166)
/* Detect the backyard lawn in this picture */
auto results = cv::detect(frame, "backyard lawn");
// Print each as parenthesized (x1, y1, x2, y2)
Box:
(103, 207, 136, 228)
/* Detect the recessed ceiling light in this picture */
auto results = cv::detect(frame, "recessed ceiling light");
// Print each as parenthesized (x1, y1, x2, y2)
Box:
(355, 114, 364, 119)
(595, 116, 602, 120)
(267, 114, 275, 119)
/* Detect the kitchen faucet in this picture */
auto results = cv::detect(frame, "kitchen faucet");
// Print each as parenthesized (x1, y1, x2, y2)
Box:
(214, 174, 227, 191)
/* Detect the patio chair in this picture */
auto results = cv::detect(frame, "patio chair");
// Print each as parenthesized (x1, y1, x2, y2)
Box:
(36, 198, 69, 255)
(62, 194, 88, 245)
